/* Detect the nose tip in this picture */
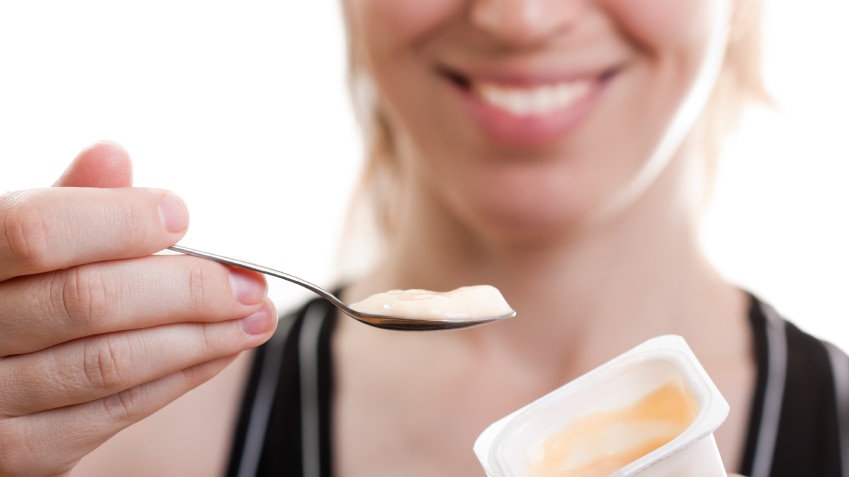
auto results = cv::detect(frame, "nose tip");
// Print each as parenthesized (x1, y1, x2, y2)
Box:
(469, 0, 580, 46)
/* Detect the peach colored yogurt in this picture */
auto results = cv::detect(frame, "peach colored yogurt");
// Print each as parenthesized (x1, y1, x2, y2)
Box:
(349, 285, 514, 320)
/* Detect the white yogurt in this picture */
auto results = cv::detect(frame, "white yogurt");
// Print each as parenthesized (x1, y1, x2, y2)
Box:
(349, 285, 514, 320)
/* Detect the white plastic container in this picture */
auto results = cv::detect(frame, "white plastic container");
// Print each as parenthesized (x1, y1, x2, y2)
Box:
(474, 335, 729, 477)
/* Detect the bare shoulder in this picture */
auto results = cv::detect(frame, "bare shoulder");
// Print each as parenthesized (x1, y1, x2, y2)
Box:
(72, 352, 253, 477)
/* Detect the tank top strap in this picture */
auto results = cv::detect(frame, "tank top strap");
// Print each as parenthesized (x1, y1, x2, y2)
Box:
(225, 296, 339, 477)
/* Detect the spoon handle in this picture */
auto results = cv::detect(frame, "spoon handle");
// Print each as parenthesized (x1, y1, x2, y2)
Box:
(167, 245, 347, 309)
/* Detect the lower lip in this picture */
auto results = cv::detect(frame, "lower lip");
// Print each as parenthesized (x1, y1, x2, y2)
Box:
(451, 77, 607, 148)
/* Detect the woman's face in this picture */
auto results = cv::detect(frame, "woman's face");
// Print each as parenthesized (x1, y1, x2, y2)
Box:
(346, 0, 731, 240)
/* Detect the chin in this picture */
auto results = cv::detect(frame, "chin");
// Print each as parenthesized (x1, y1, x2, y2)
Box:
(464, 196, 597, 245)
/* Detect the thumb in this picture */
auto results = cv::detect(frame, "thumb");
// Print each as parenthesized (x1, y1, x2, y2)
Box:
(54, 141, 133, 188)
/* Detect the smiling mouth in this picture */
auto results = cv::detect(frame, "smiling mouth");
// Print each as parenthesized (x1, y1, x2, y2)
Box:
(472, 81, 592, 116)
(442, 68, 613, 117)
(439, 66, 619, 146)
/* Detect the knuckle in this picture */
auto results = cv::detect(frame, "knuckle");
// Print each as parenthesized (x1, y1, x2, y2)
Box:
(82, 335, 132, 392)
(100, 385, 143, 423)
(186, 261, 212, 311)
(120, 203, 158, 248)
(199, 323, 216, 355)
(57, 266, 113, 328)
(2, 193, 53, 270)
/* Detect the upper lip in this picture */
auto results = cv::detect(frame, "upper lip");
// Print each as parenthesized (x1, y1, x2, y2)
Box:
(439, 64, 619, 90)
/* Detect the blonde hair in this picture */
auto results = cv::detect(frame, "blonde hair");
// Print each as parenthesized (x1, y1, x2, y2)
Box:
(340, 0, 769, 243)
(696, 0, 771, 193)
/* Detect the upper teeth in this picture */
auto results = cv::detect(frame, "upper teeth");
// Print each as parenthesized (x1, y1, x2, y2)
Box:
(474, 81, 591, 116)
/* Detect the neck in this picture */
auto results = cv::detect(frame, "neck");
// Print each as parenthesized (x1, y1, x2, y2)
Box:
(346, 152, 746, 379)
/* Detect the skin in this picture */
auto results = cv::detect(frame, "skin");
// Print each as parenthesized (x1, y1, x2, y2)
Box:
(0, 143, 276, 477)
(3, 0, 756, 476)
(336, 0, 753, 475)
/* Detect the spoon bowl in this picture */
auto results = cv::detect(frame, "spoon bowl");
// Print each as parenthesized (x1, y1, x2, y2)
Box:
(168, 245, 516, 331)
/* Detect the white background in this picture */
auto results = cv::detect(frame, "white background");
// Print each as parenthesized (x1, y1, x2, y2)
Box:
(1, 2, 847, 352)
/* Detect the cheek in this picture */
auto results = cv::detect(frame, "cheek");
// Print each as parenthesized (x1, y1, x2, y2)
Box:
(347, 0, 461, 143)
(590, 0, 730, 216)
(606, 0, 720, 53)
(348, 0, 459, 57)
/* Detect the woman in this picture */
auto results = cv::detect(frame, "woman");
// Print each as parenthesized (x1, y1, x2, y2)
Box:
(0, 1, 845, 476)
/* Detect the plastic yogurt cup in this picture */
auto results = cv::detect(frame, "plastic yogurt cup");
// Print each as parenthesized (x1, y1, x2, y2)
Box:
(474, 335, 729, 477)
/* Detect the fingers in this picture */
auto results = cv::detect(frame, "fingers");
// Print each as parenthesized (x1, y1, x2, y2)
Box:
(0, 302, 274, 416)
(0, 141, 154, 281)
(0, 186, 188, 281)
(0, 255, 268, 356)
(54, 141, 134, 188)
(0, 355, 236, 477)
(0, 142, 277, 477)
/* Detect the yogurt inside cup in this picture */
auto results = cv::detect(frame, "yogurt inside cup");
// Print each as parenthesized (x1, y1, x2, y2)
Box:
(474, 335, 729, 477)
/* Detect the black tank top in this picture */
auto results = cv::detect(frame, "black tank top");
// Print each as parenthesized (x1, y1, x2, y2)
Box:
(225, 292, 848, 477)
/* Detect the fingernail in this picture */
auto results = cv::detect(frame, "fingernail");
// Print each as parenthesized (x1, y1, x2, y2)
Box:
(157, 193, 189, 233)
(230, 268, 266, 305)
(240, 306, 274, 336)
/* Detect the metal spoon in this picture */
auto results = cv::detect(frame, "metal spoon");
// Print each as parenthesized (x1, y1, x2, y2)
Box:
(167, 245, 516, 331)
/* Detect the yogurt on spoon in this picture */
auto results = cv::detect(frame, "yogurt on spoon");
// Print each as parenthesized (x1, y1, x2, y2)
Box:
(349, 285, 515, 321)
